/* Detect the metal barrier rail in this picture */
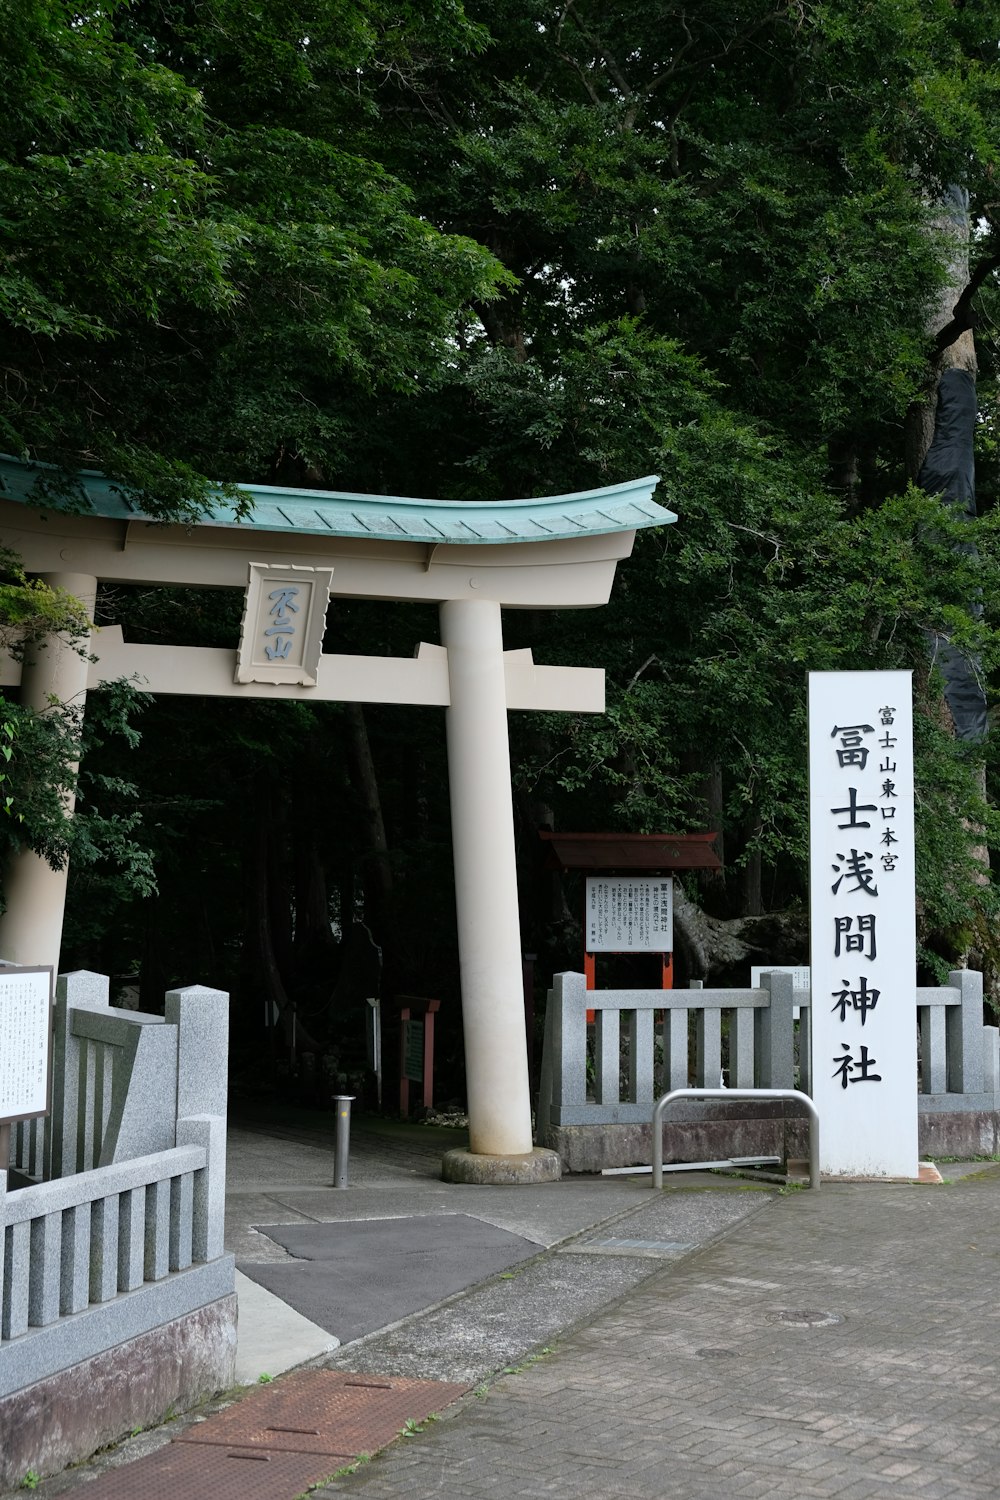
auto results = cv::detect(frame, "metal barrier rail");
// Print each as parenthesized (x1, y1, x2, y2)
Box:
(651, 1087, 820, 1190)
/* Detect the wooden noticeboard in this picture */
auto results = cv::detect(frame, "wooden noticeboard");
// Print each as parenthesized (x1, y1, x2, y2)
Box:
(539, 831, 721, 996)
(397, 996, 440, 1116)
(403, 1019, 425, 1083)
(0, 965, 54, 1125)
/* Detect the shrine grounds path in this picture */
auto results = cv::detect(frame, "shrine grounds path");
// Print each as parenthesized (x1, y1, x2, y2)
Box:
(9, 1108, 1000, 1500)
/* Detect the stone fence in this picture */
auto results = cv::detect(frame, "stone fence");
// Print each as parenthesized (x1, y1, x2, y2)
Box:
(538, 969, 1000, 1172)
(1, 971, 235, 1490)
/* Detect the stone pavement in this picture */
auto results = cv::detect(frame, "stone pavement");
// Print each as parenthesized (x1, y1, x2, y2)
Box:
(8, 1108, 1000, 1500)
(310, 1163, 1000, 1500)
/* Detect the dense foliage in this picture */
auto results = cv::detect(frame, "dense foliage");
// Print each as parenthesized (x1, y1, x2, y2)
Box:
(1, 0, 508, 513)
(346, 0, 1000, 985)
(5, 1, 1000, 1086)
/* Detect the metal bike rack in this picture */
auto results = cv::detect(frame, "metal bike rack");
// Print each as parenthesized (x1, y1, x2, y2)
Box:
(651, 1087, 820, 1190)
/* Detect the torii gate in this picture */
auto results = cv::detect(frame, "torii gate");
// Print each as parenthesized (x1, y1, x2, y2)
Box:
(0, 456, 674, 1181)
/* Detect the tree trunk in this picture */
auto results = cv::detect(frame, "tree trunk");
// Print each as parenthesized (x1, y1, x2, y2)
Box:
(345, 703, 394, 934)
(683, 756, 727, 912)
(671, 882, 806, 986)
(243, 790, 320, 1058)
(736, 812, 764, 918)
(906, 186, 978, 483)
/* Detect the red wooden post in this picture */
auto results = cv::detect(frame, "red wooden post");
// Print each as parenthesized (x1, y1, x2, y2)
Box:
(584, 950, 596, 1022)
(397, 996, 441, 1117)
(398, 1002, 412, 1117)
(422, 1001, 439, 1111)
(522, 952, 537, 1077)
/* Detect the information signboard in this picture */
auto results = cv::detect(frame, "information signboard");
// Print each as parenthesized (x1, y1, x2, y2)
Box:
(808, 671, 918, 1178)
(586, 876, 673, 952)
(751, 965, 810, 1020)
(403, 1019, 425, 1083)
(750, 965, 810, 993)
(0, 965, 54, 1123)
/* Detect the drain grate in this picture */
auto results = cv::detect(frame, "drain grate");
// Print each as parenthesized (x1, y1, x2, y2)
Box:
(67, 1442, 344, 1500)
(176, 1369, 469, 1456)
(81, 1369, 470, 1499)
(562, 1238, 695, 1258)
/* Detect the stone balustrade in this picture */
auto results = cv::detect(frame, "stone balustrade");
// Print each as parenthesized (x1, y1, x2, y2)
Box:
(0, 972, 235, 1485)
(538, 968, 1000, 1171)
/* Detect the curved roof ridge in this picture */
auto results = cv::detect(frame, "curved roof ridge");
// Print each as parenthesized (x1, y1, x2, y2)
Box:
(0, 454, 675, 546)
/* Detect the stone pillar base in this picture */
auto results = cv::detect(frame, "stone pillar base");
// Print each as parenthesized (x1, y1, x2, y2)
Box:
(441, 1147, 561, 1185)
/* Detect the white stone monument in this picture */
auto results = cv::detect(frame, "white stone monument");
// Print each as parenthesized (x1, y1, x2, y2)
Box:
(808, 670, 918, 1178)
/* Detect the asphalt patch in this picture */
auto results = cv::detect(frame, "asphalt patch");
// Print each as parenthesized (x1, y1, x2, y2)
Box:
(238, 1213, 540, 1343)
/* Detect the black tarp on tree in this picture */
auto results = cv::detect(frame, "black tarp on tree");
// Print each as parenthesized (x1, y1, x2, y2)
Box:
(917, 366, 988, 742)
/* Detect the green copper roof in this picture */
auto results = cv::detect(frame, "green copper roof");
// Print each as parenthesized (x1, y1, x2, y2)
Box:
(0, 455, 674, 545)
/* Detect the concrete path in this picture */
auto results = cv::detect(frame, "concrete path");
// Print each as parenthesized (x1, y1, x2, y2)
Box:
(9, 1108, 1000, 1500)
(227, 1108, 697, 1382)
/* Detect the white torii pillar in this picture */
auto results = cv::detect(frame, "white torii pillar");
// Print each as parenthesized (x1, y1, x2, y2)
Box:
(0, 572, 96, 972)
(439, 598, 539, 1171)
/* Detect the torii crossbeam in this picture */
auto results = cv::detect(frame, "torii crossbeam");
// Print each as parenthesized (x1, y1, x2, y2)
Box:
(0, 457, 675, 1181)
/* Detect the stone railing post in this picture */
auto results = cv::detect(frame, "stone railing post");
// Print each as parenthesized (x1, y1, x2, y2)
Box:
(756, 971, 795, 1088)
(550, 972, 588, 1120)
(164, 984, 229, 1123)
(168, 984, 229, 1263)
(48, 971, 110, 1179)
(175, 1115, 226, 1262)
(947, 968, 983, 1094)
(982, 1026, 1000, 1101)
(0, 1166, 6, 1305)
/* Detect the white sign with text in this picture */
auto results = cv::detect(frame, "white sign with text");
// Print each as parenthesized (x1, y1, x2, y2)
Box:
(751, 965, 810, 1020)
(0, 966, 53, 1123)
(750, 965, 810, 991)
(808, 671, 918, 1177)
(586, 876, 673, 952)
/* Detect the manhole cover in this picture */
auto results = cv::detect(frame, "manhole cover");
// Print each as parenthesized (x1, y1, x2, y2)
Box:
(770, 1309, 844, 1328)
(696, 1348, 738, 1358)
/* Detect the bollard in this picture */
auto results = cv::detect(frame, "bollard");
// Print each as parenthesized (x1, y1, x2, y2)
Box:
(333, 1094, 355, 1188)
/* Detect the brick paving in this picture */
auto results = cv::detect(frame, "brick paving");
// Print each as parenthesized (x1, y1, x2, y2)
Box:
(308, 1168, 1000, 1500)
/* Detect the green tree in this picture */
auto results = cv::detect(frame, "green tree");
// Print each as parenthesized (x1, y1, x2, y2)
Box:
(0, 0, 509, 512)
(11, 0, 1000, 1058)
(343, 0, 1000, 983)
(0, 2, 509, 1079)
(0, 554, 154, 894)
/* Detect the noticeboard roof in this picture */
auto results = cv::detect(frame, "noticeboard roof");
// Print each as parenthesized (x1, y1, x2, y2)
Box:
(0, 456, 674, 546)
(539, 831, 722, 872)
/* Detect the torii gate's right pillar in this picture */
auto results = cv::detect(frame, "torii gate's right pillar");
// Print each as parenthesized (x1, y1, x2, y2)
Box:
(439, 597, 560, 1182)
